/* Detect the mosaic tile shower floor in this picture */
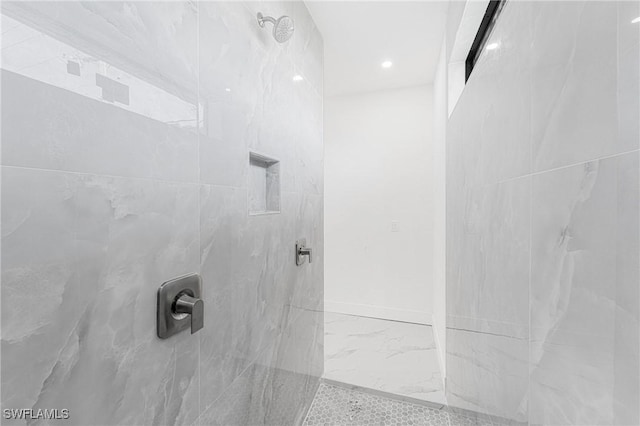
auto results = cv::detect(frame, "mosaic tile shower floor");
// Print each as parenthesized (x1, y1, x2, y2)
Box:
(303, 383, 508, 426)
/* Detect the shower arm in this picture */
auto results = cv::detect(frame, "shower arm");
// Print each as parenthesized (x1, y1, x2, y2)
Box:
(257, 13, 276, 28)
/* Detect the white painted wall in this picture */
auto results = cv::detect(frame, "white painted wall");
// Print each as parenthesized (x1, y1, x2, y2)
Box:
(324, 85, 435, 325)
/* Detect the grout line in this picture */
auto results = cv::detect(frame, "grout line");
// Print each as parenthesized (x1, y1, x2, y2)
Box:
(446, 326, 528, 341)
(529, 148, 640, 177)
(0, 164, 328, 195)
(324, 310, 433, 327)
(461, 148, 640, 192)
(0, 164, 202, 187)
(489, 148, 640, 188)
(448, 313, 531, 327)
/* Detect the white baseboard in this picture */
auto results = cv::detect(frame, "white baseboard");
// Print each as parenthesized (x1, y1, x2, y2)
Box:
(325, 300, 432, 325)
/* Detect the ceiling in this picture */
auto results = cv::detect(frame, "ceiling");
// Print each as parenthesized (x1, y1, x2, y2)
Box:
(305, 1, 449, 97)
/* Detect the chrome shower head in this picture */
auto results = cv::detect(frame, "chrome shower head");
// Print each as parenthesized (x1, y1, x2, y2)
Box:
(257, 12, 294, 43)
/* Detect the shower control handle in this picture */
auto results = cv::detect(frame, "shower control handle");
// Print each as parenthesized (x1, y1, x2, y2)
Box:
(174, 294, 204, 334)
(299, 247, 312, 263)
(157, 274, 203, 339)
(296, 239, 312, 266)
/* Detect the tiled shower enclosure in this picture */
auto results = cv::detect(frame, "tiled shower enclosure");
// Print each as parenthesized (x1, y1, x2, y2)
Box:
(1, 1, 324, 424)
(446, 1, 639, 424)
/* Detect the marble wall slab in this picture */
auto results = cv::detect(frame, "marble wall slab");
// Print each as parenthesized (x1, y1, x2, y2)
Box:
(531, 1, 630, 172)
(1, 167, 201, 426)
(446, 328, 528, 423)
(196, 307, 323, 426)
(447, 176, 531, 332)
(446, 1, 639, 424)
(323, 312, 446, 404)
(529, 153, 639, 425)
(1, 1, 323, 425)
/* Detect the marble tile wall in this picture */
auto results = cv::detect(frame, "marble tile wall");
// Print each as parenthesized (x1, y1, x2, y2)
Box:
(323, 312, 446, 405)
(446, 1, 639, 424)
(1, 1, 323, 425)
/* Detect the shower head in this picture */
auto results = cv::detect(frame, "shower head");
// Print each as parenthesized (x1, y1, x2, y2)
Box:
(257, 12, 294, 43)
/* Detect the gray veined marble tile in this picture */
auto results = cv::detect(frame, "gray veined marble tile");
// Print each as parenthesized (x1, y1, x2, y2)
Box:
(446, 0, 639, 424)
(195, 308, 323, 426)
(197, 1, 268, 188)
(1, 166, 200, 426)
(1, 1, 324, 424)
(460, 0, 532, 186)
(529, 152, 639, 426)
(198, 186, 321, 416)
(195, 1, 323, 421)
(448, 176, 531, 333)
(531, 1, 630, 172)
(248, 54, 297, 194)
(198, 184, 257, 411)
(259, 306, 324, 425)
(292, 78, 324, 196)
(446, 328, 528, 424)
(290, 193, 324, 314)
(291, 1, 324, 97)
(617, 0, 640, 153)
(1, 69, 199, 183)
(198, 1, 296, 190)
(197, 1, 323, 196)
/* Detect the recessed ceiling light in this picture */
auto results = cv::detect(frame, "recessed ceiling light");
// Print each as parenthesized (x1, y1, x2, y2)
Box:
(632, 16, 640, 24)
(381, 60, 393, 68)
(293, 74, 303, 82)
(485, 42, 500, 51)
(225, 88, 231, 92)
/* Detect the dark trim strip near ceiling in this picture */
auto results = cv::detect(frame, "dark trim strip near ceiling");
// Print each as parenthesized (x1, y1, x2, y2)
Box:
(465, 0, 506, 82)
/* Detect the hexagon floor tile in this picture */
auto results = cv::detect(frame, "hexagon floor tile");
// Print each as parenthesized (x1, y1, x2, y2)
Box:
(303, 383, 511, 426)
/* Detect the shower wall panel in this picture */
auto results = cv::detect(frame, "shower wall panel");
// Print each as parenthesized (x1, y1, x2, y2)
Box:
(0, 1, 323, 425)
(446, 1, 639, 424)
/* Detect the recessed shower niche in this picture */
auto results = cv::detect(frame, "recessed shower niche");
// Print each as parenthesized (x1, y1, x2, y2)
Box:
(249, 152, 281, 215)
